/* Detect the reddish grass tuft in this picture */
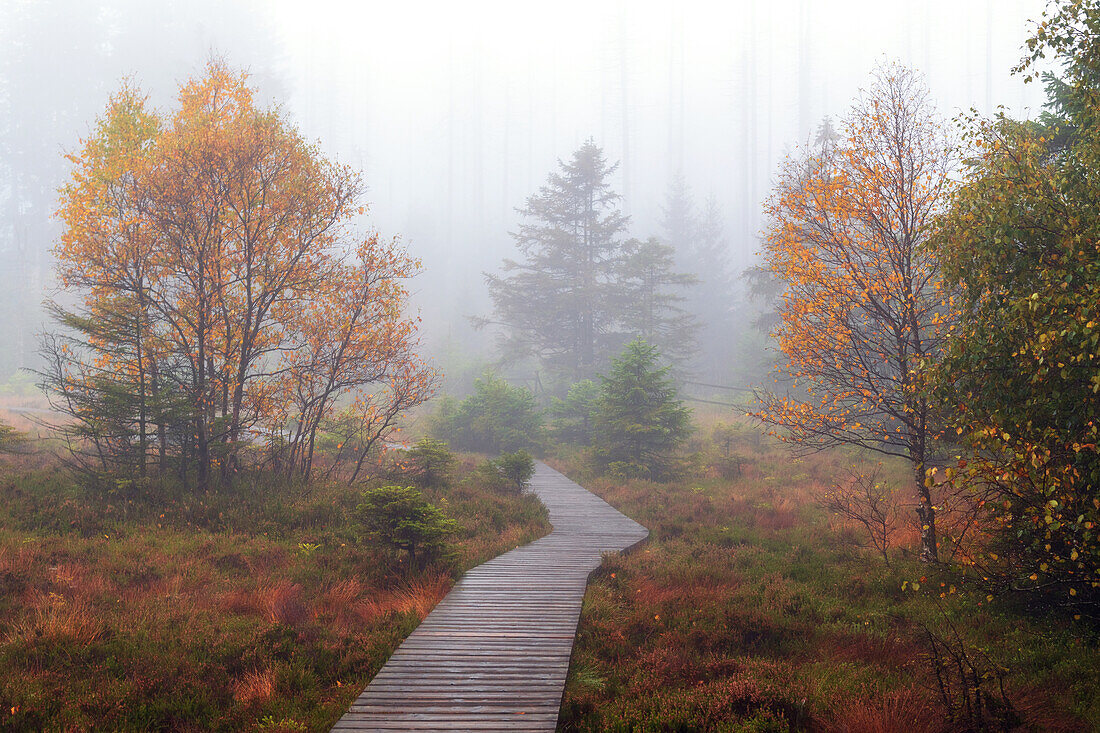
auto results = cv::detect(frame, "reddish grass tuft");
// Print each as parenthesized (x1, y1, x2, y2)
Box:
(1008, 681, 1095, 732)
(11, 591, 104, 645)
(233, 666, 278, 705)
(359, 571, 451, 620)
(260, 581, 308, 626)
(316, 578, 366, 632)
(755, 504, 798, 530)
(823, 686, 942, 733)
(218, 587, 265, 616)
(47, 561, 109, 599)
(822, 631, 922, 670)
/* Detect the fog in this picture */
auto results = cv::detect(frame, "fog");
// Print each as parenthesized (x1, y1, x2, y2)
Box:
(0, 0, 1048, 389)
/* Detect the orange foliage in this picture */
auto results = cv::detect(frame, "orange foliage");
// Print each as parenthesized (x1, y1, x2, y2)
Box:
(753, 63, 955, 562)
(50, 60, 434, 486)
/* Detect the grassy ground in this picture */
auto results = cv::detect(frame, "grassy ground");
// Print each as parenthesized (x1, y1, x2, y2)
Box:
(0, 444, 548, 732)
(552, 418, 1100, 732)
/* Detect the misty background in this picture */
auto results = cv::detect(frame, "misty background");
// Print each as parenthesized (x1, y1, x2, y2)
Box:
(0, 0, 1049, 397)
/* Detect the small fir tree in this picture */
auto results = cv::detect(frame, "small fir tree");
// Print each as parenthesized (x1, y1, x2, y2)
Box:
(489, 449, 536, 493)
(403, 438, 456, 489)
(357, 485, 456, 566)
(594, 340, 691, 479)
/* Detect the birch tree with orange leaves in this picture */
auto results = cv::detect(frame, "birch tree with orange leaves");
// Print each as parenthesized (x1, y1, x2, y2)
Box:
(753, 64, 955, 563)
(45, 61, 433, 491)
(267, 236, 434, 482)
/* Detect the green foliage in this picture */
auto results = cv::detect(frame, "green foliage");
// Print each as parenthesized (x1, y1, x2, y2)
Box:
(592, 340, 691, 480)
(356, 485, 456, 566)
(489, 450, 536, 493)
(431, 372, 544, 454)
(402, 438, 455, 489)
(617, 236, 698, 369)
(471, 459, 514, 494)
(549, 379, 600, 446)
(554, 423, 1100, 731)
(930, 0, 1100, 610)
(0, 371, 38, 397)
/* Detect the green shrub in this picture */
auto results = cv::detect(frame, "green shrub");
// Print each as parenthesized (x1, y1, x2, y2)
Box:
(549, 380, 600, 446)
(431, 372, 544, 453)
(0, 420, 25, 453)
(607, 460, 649, 481)
(402, 438, 455, 489)
(489, 450, 536, 493)
(471, 460, 513, 493)
(356, 485, 456, 566)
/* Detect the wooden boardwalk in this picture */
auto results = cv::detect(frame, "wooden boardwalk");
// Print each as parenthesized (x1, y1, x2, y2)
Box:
(331, 461, 649, 731)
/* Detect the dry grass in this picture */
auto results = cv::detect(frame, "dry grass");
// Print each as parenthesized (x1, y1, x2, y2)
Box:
(556, 416, 1100, 731)
(0, 443, 549, 731)
(359, 571, 452, 620)
(316, 577, 366, 632)
(10, 591, 104, 645)
(823, 686, 941, 733)
(233, 667, 278, 705)
(261, 580, 309, 626)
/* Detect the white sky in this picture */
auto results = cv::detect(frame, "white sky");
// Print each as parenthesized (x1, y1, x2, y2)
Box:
(260, 0, 1050, 331)
(0, 0, 1051, 372)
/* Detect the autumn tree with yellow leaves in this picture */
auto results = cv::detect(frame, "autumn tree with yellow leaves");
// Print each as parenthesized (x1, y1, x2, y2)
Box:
(43, 61, 433, 491)
(928, 0, 1100, 611)
(753, 64, 955, 563)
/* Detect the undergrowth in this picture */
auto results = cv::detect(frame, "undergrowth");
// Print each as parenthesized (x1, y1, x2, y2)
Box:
(553, 417, 1100, 732)
(0, 446, 548, 731)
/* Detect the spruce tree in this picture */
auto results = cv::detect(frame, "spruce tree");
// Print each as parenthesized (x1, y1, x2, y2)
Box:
(617, 237, 698, 369)
(484, 142, 698, 388)
(593, 339, 691, 479)
(483, 140, 628, 383)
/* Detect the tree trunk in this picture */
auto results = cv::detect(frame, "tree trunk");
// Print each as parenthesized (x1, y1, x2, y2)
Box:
(136, 284, 147, 477)
(150, 360, 167, 473)
(914, 458, 938, 563)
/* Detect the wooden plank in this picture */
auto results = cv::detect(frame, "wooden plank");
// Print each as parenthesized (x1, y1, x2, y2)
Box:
(330, 461, 647, 732)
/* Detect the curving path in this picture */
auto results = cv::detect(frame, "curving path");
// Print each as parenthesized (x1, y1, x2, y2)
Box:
(331, 461, 649, 731)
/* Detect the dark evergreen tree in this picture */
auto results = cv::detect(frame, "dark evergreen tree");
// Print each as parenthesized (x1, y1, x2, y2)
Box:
(740, 263, 783, 335)
(484, 143, 699, 390)
(483, 140, 629, 383)
(617, 237, 698, 368)
(593, 339, 691, 479)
